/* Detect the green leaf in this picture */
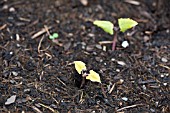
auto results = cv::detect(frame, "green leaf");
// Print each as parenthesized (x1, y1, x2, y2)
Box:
(118, 18, 138, 32)
(86, 70, 101, 83)
(93, 20, 114, 35)
(49, 33, 59, 40)
(74, 61, 87, 74)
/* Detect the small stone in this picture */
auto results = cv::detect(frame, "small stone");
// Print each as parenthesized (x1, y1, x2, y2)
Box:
(144, 35, 150, 42)
(16, 34, 20, 41)
(16, 44, 20, 47)
(86, 45, 94, 51)
(5, 95, 17, 105)
(10, 51, 13, 55)
(2, 5, 8, 10)
(117, 79, 124, 84)
(88, 33, 95, 37)
(150, 108, 155, 112)
(161, 57, 168, 63)
(95, 44, 102, 49)
(68, 33, 73, 37)
(163, 83, 167, 86)
(80, 0, 88, 6)
(111, 58, 116, 61)
(117, 61, 126, 66)
(24, 89, 31, 93)
(116, 69, 120, 72)
(155, 101, 159, 106)
(103, 46, 106, 51)
(12, 71, 18, 76)
(9, 7, 15, 12)
(122, 97, 128, 101)
(142, 85, 146, 90)
(121, 41, 129, 48)
(160, 74, 164, 78)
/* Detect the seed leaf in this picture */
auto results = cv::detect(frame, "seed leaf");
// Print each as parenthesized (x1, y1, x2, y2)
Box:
(118, 18, 138, 32)
(49, 33, 59, 40)
(74, 61, 87, 74)
(86, 70, 101, 83)
(93, 20, 114, 35)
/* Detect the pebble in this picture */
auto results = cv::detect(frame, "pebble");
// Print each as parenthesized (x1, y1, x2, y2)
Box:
(111, 58, 116, 61)
(161, 57, 168, 63)
(86, 45, 94, 51)
(121, 41, 129, 48)
(16, 34, 20, 41)
(116, 69, 120, 72)
(12, 71, 18, 76)
(80, 0, 88, 6)
(142, 85, 146, 90)
(117, 61, 126, 66)
(88, 33, 95, 37)
(122, 97, 128, 101)
(163, 83, 167, 86)
(10, 51, 13, 55)
(103, 46, 106, 51)
(160, 74, 164, 78)
(95, 44, 102, 49)
(5, 95, 17, 105)
(144, 35, 150, 42)
(9, 7, 15, 12)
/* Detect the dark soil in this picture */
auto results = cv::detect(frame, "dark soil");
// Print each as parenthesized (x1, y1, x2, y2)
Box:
(0, 0, 170, 113)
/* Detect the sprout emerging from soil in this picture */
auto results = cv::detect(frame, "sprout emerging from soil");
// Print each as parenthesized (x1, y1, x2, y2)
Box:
(49, 33, 59, 40)
(93, 18, 138, 50)
(74, 61, 101, 87)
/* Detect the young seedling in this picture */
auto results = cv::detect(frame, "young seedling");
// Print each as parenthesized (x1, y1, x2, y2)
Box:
(93, 18, 138, 50)
(49, 33, 59, 40)
(74, 61, 101, 88)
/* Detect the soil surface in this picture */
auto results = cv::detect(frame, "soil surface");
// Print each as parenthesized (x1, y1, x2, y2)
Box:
(0, 0, 170, 113)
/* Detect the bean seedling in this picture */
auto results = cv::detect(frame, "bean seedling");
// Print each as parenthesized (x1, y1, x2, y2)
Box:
(93, 18, 138, 50)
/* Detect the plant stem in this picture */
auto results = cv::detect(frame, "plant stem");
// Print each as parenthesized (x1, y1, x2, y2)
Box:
(112, 28, 118, 51)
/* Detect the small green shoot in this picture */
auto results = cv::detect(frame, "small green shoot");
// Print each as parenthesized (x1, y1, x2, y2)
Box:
(93, 18, 138, 50)
(49, 33, 59, 40)
(74, 61, 101, 84)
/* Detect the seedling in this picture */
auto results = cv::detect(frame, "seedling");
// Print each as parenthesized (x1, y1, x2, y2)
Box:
(74, 61, 101, 87)
(49, 33, 59, 40)
(93, 18, 138, 50)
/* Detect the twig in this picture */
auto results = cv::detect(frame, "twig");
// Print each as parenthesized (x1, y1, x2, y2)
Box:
(108, 83, 115, 94)
(99, 41, 112, 45)
(56, 77, 67, 87)
(31, 26, 52, 39)
(159, 64, 170, 70)
(80, 77, 86, 88)
(0, 24, 7, 30)
(31, 105, 43, 113)
(39, 103, 59, 113)
(116, 104, 144, 112)
(100, 84, 107, 98)
(38, 36, 45, 53)
(44, 25, 51, 36)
